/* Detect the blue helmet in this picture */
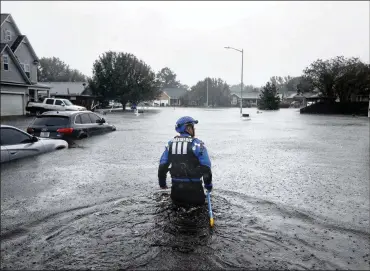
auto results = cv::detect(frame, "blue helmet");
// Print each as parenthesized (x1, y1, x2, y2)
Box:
(175, 116, 198, 133)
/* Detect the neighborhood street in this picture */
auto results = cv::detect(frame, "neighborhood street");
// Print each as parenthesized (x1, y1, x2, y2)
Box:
(1, 108, 369, 270)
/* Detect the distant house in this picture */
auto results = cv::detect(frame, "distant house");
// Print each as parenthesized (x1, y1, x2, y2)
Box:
(230, 93, 239, 106)
(44, 82, 95, 110)
(1, 13, 51, 116)
(230, 92, 261, 107)
(153, 88, 188, 106)
(285, 91, 328, 106)
(153, 91, 170, 107)
(282, 92, 299, 103)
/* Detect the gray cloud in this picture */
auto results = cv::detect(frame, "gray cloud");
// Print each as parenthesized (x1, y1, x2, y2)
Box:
(2, 1, 369, 86)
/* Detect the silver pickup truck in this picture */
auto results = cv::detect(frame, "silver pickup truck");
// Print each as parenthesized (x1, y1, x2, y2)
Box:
(26, 98, 86, 116)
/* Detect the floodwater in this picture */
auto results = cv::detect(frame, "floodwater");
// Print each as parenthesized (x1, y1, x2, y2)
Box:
(1, 108, 369, 270)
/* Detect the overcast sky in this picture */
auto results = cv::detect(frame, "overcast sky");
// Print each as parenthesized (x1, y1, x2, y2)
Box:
(2, 1, 369, 87)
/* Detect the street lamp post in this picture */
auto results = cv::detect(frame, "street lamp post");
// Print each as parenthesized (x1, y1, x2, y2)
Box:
(225, 46, 244, 116)
(206, 78, 209, 107)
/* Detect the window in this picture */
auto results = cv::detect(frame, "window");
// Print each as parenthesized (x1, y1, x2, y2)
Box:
(32, 116, 70, 126)
(3, 55, 9, 71)
(24, 64, 30, 78)
(88, 113, 101, 123)
(55, 100, 64, 106)
(45, 99, 54, 105)
(80, 113, 92, 124)
(75, 114, 82, 124)
(5, 30, 12, 42)
(62, 99, 73, 106)
(1, 128, 31, 146)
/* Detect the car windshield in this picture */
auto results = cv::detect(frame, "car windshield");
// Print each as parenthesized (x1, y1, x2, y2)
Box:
(32, 116, 70, 126)
(63, 100, 73, 106)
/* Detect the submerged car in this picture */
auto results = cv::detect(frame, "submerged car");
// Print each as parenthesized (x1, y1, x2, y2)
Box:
(26, 110, 116, 144)
(1, 125, 68, 163)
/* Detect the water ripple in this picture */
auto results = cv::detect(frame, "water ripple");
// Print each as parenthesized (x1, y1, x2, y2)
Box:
(1, 190, 369, 270)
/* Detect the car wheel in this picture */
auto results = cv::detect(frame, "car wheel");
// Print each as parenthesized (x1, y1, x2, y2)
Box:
(78, 133, 88, 139)
(35, 110, 42, 116)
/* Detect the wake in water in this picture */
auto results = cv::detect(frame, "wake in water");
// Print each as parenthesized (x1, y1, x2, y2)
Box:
(1, 190, 369, 270)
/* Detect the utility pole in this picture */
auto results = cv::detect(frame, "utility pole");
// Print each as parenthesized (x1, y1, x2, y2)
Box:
(240, 49, 244, 115)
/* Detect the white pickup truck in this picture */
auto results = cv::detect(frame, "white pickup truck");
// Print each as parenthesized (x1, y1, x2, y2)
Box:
(26, 98, 86, 115)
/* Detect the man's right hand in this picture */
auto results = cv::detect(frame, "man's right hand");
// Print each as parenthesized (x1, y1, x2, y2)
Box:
(204, 183, 212, 192)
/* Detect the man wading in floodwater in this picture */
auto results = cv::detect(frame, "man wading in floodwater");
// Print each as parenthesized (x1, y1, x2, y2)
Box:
(158, 116, 213, 207)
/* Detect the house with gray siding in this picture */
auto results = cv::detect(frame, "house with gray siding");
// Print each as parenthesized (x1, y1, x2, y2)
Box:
(230, 92, 261, 107)
(161, 88, 188, 106)
(1, 13, 50, 116)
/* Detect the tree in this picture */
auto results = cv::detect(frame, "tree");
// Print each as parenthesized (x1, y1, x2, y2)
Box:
(296, 76, 315, 94)
(335, 60, 370, 102)
(156, 67, 180, 89)
(258, 82, 281, 110)
(184, 77, 231, 107)
(230, 84, 260, 93)
(303, 56, 370, 101)
(37, 57, 87, 82)
(179, 84, 190, 91)
(303, 56, 346, 98)
(269, 75, 298, 94)
(88, 51, 160, 110)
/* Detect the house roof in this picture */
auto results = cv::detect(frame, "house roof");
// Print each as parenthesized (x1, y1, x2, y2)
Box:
(298, 92, 320, 98)
(162, 88, 188, 99)
(1, 14, 38, 61)
(0, 43, 6, 53)
(1, 14, 21, 36)
(10, 35, 25, 51)
(231, 92, 261, 99)
(81, 86, 92, 95)
(31, 83, 51, 89)
(306, 92, 322, 98)
(10, 35, 39, 61)
(44, 82, 89, 95)
(286, 92, 298, 99)
(283, 91, 296, 98)
(1, 14, 10, 25)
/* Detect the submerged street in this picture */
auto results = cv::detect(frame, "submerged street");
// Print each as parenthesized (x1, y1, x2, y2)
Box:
(1, 108, 369, 270)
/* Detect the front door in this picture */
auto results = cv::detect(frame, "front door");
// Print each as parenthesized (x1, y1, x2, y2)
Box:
(28, 89, 36, 102)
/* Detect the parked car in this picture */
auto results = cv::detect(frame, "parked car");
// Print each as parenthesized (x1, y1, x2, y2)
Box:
(1, 125, 68, 163)
(26, 98, 86, 116)
(26, 111, 116, 144)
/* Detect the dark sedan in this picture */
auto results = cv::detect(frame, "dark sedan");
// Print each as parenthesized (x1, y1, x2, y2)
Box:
(26, 111, 116, 144)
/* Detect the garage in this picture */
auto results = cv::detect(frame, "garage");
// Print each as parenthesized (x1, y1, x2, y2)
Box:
(1, 93, 24, 116)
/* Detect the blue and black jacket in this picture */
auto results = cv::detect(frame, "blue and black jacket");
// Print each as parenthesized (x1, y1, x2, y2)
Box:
(158, 132, 212, 189)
